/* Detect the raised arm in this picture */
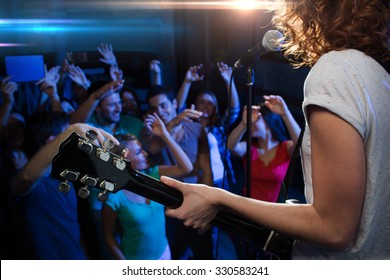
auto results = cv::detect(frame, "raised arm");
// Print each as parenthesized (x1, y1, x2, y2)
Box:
(70, 80, 121, 124)
(98, 43, 117, 67)
(149, 60, 162, 86)
(176, 64, 203, 110)
(0, 76, 18, 128)
(66, 62, 91, 90)
(264, 95, 301, 155)
(36, 65, 63, 112)
(227, 106, 261, 157)
(148, 113, 193, 177)
(217, 62, 240, 116)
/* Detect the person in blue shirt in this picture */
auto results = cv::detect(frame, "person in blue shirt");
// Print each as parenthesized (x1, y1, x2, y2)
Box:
(10, 112, 117, 259)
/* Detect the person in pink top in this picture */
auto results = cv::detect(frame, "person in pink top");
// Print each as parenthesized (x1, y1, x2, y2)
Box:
(227, 95, 301, 202)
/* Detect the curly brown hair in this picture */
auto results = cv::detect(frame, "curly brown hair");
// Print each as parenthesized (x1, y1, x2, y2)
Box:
(271, 0, 390, 67)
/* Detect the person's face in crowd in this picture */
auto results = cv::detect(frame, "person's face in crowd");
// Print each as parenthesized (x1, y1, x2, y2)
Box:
(147, 93, 177, 124)
(251, 114, 269, 139)
(121, 90, 139, 116)
(195, 92, 216, 120)
(124, 139, 149, 170)
(97, 93, 122, 124)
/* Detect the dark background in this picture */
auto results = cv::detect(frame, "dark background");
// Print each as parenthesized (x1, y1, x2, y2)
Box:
(0, 0, 309, 123)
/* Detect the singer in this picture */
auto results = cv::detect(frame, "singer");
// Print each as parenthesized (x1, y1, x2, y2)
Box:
(163, 0, 390, 259)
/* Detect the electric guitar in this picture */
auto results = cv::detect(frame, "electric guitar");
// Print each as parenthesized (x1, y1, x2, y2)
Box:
(50, 132, 294, 259)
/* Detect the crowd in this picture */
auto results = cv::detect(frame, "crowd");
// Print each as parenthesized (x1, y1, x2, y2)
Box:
(2, 0, 387, 260)
(0, 40, 299, 260)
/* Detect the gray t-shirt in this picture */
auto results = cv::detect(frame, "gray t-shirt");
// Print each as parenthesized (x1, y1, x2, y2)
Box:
(293, 49, 390, 259)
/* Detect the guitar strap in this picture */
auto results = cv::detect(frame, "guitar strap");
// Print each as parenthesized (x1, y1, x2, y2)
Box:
(263, 126, 305, 259)
(279, 127, 305, 202)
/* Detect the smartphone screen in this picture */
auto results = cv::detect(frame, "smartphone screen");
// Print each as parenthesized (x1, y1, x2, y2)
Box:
(5, 55, 45, 83)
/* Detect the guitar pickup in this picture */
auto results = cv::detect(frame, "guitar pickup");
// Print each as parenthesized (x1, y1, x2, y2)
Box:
(60, 169, 80, 181)
(80, 175, 98, 187)
(99, 180, 115, 192)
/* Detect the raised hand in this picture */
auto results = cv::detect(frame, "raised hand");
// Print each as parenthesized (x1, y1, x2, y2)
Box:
(109, 64, 123, 84)
(263, 95, 289, 115)
(1, 76, 18, 103)
(149, 60, 161, 75)
(67, 62, 91, 89)
(98, 43, 117, 66)
(166, 104, 203, 131)
(216, 62, 232, 83)
(36, 65, 61, 97)
(145, 113, 169, 138)
(184, 64, 204, 83)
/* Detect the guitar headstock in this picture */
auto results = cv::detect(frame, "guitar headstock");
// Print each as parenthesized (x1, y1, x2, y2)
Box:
(50, 132, 183, 208)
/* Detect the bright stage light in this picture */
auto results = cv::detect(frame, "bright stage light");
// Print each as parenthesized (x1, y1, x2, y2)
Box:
(233, 0, 258, 10)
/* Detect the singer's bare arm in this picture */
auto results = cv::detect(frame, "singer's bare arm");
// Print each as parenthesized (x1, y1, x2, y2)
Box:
(164, 106, 365, 249)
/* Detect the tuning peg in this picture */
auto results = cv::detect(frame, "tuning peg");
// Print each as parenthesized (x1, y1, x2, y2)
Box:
(60, 169, 80, 181)
(58, 169, 79, 193)
(99, 180, 115, 192)
(85, 130, 98, 142)
(103, 138, 115, 152)
(78, 175, 98, 199)
(58, 181, 71, 194)
(97, 190, 108, 202)
(96, 138, 115, 162)
(113, 148, 128, 170)
(78, 186, 90, 199)
(78, 129, 99, 153)
(80, 175, 98, 187)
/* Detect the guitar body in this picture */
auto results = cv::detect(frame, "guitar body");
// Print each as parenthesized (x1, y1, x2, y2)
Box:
(51, 132, 294, 259)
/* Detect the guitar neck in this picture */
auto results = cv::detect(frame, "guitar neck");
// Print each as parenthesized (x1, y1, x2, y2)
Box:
(51, 132, 290, 258)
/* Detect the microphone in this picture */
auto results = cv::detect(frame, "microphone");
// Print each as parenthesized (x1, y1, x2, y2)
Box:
(234, 30, 284, 68)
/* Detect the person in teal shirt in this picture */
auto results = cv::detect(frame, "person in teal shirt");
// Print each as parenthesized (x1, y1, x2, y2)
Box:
(102, 113, 193, 260)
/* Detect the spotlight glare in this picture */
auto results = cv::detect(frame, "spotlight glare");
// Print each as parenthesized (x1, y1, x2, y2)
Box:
(234, 0, 258, 10)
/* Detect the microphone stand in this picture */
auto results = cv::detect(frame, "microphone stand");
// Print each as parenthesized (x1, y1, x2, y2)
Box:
(244, 65, 255, 259)
(245, 65, 254, 201)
